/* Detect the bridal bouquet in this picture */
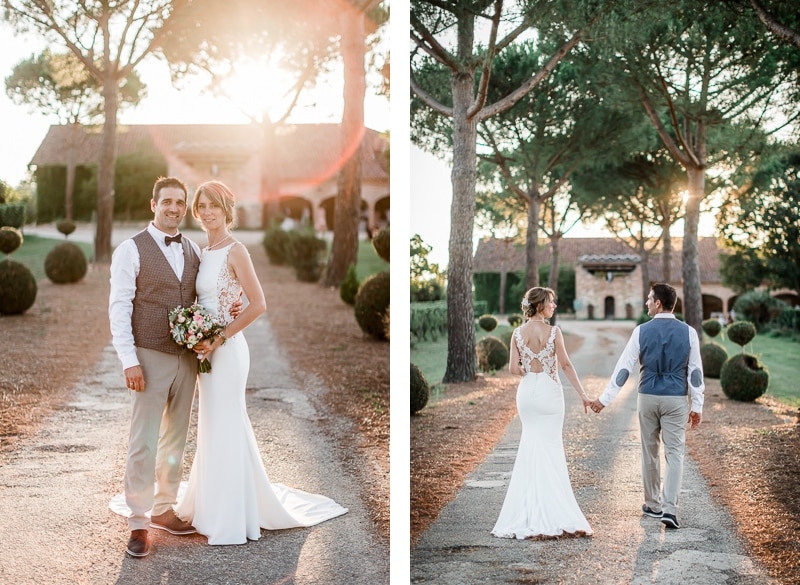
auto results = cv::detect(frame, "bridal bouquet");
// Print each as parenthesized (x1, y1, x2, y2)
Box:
(168, 303, 222, 373)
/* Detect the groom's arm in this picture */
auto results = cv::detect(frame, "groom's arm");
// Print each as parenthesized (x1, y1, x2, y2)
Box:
(595, 327, 641, 410)
(109, 240, 140, 370)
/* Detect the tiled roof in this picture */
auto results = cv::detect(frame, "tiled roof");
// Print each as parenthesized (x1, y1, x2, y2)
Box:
(29, 123, 389, 181)
(473, 237, 724, 283)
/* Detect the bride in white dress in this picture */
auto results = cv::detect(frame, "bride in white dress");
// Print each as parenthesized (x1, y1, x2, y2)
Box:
(491, 287, 593, 540)
(174, 181, 347, 544)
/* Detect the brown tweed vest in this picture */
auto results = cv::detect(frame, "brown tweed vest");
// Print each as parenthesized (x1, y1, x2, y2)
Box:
(131, 231, 200, 354)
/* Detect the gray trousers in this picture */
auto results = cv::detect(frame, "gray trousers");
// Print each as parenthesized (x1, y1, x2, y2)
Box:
(638, 393, 690, 516)
(125, 347, 197, 530)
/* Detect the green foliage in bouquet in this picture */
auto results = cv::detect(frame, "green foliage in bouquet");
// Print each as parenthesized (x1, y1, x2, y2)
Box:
(354, 271, 390, 341)
(45, 242, 88, 284)
(411, 362, 429, 415)
(476, 335, 509, 373)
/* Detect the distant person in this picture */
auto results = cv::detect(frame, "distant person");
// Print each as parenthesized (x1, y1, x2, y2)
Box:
(590, 283, 704, 530)
(492, 287, 593, 539)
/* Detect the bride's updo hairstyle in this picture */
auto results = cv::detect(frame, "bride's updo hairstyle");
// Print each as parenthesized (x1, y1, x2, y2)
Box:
(521, 287, 555, 320)
(192, 180, 236, 228)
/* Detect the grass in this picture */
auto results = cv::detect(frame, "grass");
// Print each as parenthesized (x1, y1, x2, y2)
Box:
(710, 330, 800, 407)
(355, 240, 389, 280)
(6, 235, 93, 282)
(410, 322, 514, 403)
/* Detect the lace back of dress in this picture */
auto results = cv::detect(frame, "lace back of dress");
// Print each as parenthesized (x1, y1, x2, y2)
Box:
(216, 246, 241, 326)
(514, 326, 559, 383)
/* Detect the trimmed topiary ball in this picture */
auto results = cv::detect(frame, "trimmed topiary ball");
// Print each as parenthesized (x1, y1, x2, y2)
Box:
(700, 342, 728, 379)
(44, 242, 88, 284)
(262, 226, 291, 265)
(476, 335, 509, 372)
(0, 258, 37, 314)
(508, 314, 523, 327)
(701, 318, 722, 339)
(340, 263, 360, 306)
(0, 226, 23, 255)
(478, 314, 498, 332)
(728, 320, 756, 348)
(56, 219, 76, 237)
(372, 227, 389, 262)
(411, 362, 429, 414)
(354, 271, 390, 340)
(720, 353, 769, 402)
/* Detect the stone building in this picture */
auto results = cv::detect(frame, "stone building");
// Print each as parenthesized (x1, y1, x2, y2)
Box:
(29, 123, 390, 231)
(472, 236, 798, 320)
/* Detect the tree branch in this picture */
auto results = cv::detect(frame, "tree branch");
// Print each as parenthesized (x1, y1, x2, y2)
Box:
(477, 28, 583, 122)
(411, 11, 459, 70)
(749, 0, 800, 48)
(410, 70, 453, 116)
(468, 0, 502, 118)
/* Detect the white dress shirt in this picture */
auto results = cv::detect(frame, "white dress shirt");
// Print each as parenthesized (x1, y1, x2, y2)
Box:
(108, 223, 202, 370)
(598, 313, 705, 413)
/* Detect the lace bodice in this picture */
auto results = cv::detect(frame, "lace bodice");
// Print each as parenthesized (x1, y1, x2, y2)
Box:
(514, 326, 559, 383)
(196, 243, 241, 326)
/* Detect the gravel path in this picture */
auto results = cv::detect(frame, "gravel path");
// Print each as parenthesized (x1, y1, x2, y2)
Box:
(0, 312, 388, 584)
(411, 320, 776, 585)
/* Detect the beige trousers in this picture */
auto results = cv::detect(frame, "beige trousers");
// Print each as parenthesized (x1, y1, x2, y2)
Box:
(125, 347, 197, 530)
(638, 393, 690, 517)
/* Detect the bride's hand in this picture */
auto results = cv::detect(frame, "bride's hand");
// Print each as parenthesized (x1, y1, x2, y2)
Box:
(581, 395, 592, 414)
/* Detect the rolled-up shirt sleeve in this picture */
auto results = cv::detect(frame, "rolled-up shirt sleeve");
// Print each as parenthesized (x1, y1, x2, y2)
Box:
(687, 327, 705, 413)
(598, 326, 641, 407)
(109, 240, 140, 370)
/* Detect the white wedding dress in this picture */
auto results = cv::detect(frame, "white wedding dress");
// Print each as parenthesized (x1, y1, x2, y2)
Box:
(111, 242, 348, 545)
(491, 325, 592, 539)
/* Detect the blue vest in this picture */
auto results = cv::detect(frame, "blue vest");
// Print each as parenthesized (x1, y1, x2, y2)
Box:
(638, 318, 690, 396)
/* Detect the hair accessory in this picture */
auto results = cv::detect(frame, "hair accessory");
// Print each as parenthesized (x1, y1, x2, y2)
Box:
(521, 298, 531, 309)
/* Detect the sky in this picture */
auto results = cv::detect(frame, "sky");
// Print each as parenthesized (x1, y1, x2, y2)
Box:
(0, 22, 390, 188)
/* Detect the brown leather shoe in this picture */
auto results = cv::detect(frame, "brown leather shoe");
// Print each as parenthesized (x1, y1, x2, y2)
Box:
(150, 508, 197, 535)
(126, 529, 150, 557)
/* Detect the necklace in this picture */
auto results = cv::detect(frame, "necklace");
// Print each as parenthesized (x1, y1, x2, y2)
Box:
(207, 234, 232, 250)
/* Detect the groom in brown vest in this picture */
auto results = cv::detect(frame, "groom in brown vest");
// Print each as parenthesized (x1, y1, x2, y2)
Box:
(109, 176, 202, 557)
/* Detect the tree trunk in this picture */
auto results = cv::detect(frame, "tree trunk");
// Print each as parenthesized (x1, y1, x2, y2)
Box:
(639, 242, 651, 311)
(442, 62, 478, 383)
(683, 167, 704, 336)
(548, 234, 561, 325)
(322, 8, 365, 288)
(524, 191, 540, 289)
(260, 118, 281, 228)
(662, 224, 672, 283)
(94, 74, 118, 263)
(65, 122, 80, 221)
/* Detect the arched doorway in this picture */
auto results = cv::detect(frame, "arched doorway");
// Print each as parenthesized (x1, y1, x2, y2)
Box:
(702, 294, 723, 319)
(604, 296, 615, 319)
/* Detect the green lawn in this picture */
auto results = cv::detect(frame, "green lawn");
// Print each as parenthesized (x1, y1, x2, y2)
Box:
(354, 240, 389, 280)
(710, 330, 800, 407)
(410, 322, 514, 402)
(7, 235, 93, 281)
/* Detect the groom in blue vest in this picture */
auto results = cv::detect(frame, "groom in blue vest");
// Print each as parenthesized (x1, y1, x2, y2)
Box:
(590, 283, 704, 529)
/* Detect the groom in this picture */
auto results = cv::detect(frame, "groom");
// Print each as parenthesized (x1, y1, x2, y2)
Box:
(589, 283, 704, 530)
(109, 176, 201, 557)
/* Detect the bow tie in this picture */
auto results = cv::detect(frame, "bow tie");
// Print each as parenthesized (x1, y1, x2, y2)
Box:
(165, 234, 183, 245)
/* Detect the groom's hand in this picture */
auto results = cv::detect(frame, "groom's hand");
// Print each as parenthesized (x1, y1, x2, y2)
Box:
(124, 365, 145, 392)
(589, 399, 605, 414)
(688, 411, 702, 429)
(230, 292, 244, 319)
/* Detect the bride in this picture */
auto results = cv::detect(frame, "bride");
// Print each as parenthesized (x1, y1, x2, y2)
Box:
(491, 287, 593, 540)
(174, 180, 347, 545)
